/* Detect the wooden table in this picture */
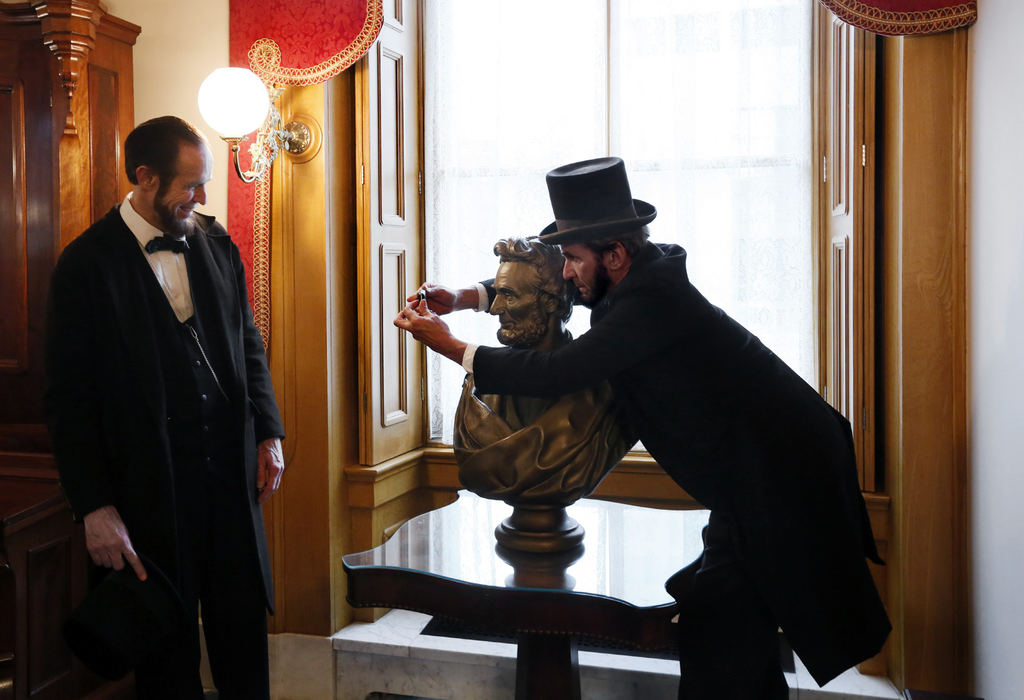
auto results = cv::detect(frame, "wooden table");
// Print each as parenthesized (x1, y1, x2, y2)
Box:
(343, 491, 709, 699)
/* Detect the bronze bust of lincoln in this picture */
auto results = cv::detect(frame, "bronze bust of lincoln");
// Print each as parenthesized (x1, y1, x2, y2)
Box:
(454, 237, 631, 512)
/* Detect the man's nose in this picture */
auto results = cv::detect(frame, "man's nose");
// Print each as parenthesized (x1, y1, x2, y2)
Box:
(194, 185, 207, 205)
(562, 261, 574, 279)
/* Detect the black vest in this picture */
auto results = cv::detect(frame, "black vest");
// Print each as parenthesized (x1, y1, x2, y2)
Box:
(142, 261, 239, 486)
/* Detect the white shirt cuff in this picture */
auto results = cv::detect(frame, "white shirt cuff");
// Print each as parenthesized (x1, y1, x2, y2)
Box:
(462, 344, 479, 373)
(473, 283, 490, 312)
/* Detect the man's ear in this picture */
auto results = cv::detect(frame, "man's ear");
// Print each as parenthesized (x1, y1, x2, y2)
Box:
(135, 165, 160, 192)
(602, 242, 629, 272)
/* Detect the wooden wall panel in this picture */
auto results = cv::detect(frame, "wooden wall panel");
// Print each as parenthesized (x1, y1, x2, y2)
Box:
(385, 0, 403, 27)
(377, 46, 405, 225)
(0, 21, 57, 438)
(830, 238, 849, 416)
(87, 66, 120, 219)
(358, 0, 423, 466)
(829, 18, 850, 217)
(0, 76, 28, 377)
(379, 244, 409, 426)
(26, 536, 72, 697)
(0, 561, 12, 693)
(879, 31, 970, 693)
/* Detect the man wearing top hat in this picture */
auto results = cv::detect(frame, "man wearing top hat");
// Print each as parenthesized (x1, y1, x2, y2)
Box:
(45, 116, 284, 698)
(394, 157, 891, 699)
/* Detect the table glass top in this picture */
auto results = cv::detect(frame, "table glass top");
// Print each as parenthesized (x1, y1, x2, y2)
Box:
(343, 491, 710, 608)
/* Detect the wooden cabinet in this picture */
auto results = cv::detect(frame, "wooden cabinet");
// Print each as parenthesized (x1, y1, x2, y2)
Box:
(0, 1, 139, 458)
(0, 477, 83, 700)
(0, 3, 138, 698)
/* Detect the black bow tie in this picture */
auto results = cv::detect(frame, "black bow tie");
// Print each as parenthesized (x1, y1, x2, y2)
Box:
(145, 235, 189, 255)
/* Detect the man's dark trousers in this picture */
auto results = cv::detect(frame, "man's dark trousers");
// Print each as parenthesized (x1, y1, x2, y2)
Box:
(669, 515, 789, 700)
(132, 304, 270, 699)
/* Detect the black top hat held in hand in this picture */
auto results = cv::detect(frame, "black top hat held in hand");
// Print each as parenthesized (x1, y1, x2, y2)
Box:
(63, 553, 187, 680)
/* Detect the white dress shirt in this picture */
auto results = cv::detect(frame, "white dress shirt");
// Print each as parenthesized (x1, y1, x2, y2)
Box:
(460, 282, 491, 372)
(120, 192, 194, 322)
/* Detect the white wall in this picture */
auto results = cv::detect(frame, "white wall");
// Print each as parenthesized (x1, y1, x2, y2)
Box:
(968, 1, 1024, 696)
(103, 0, 231, 224)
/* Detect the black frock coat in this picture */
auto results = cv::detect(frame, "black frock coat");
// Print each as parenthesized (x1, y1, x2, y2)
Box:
(44, 206, 284, 609)
(474, 241, 890, 686)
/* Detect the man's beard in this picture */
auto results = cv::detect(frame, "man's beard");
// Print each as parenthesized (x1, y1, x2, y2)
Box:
(496, 308, 549, 348)
(581, 263, 612, 308)
(154, 195, 195, 237)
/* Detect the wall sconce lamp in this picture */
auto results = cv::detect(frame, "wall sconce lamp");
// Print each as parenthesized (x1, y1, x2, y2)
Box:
(197, 67, 311, 183)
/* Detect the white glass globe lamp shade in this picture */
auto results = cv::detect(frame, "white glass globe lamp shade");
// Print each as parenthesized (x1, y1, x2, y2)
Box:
(198, 68, 270, 139)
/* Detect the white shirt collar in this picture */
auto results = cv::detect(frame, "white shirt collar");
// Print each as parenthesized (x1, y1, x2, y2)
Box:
(120, 192, 186, 249)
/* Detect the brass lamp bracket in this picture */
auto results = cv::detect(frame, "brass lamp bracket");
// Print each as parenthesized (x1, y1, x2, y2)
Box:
(282, 120, 311, 154)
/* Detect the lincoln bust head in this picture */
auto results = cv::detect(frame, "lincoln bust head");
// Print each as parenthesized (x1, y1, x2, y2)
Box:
(489, 238, 573, 351)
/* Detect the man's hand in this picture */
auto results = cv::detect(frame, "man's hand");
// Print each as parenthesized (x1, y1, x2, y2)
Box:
(394, 299, 468, 364)
(407, 284, 480, 316)
(256, 437, 285, 504)
(83, 505, 147, 581)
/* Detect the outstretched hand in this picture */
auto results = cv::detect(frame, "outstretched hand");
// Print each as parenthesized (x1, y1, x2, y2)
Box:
(406, 283, 479, 316)
(83, 505, 148, 581)
(394, 299, 468, 364)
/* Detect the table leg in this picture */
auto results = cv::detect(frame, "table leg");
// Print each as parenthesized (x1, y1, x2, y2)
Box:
(515, 633, 581, 700)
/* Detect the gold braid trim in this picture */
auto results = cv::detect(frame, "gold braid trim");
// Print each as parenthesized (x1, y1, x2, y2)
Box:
(246, 1, 384, 346)
(248, 0, 384, 86)
(818, 0, 976, 35)
(252, 175, 273, 348)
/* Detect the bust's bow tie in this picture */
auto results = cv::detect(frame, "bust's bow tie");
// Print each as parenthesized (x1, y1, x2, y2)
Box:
(145, 235, 189, 255)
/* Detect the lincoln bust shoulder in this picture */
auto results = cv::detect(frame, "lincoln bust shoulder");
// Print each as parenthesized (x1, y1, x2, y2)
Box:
(453, 237, 632, 506)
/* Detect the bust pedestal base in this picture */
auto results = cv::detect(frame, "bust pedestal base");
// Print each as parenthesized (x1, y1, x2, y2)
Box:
(494, 503, 584, 553)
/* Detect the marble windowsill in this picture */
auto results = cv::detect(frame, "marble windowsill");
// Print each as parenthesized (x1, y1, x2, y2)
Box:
(331, 609, 902, 700)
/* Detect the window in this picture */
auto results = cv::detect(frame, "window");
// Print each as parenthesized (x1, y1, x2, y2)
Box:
(424, 0, 814, 443)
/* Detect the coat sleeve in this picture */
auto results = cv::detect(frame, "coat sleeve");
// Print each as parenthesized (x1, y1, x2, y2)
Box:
(44, 244, 116, 519)
(473, 284, 686, 398)
(232, 245, 284, 443)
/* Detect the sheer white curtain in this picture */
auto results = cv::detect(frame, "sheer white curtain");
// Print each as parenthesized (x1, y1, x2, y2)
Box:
(424, 0, 813, 444)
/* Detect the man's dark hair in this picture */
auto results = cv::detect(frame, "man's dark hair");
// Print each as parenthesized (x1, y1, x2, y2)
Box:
(584, 226, 650, 258)
(124, 116, 207, 185)
(494, 238, 574, 322)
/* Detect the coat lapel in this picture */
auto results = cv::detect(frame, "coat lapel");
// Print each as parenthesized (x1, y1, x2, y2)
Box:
(96, 209, 170, 431)
(185, 227, 245, 401)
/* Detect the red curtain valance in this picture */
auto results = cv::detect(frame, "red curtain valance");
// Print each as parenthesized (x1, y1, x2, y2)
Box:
(818, 0, 977, 36)
(230, 0, 383, 86)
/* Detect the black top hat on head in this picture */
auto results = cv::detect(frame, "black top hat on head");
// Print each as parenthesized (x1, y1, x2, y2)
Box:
(62, 553, 186, 680)
(535, 157, 656, 245)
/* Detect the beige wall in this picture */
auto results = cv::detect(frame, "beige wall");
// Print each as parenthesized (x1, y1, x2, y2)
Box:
(968, 1, 1024, 697)
(104, 0, 231, 224)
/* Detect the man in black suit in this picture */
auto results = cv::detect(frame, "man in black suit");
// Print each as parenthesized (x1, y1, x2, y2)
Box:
(395, 157, 890, 699)
(45, 116, 284, 699)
